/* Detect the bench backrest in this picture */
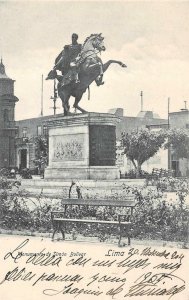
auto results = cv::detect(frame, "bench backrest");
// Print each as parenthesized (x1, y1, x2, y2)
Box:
(60, 196, 136, 208)
(152, 168, 174, 178)
(51, 196, 136, 221)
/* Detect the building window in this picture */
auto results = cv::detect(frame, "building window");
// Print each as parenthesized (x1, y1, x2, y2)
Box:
(37, 125, 42, 136)
(22, 127, 28, 137)
(43, 125, 48, 136)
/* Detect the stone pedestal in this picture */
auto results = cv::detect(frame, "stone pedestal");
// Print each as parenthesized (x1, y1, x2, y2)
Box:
(45, 113, 120, 180)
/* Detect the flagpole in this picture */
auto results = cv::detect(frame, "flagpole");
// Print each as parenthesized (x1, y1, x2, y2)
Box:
(41, 74, 44, 116)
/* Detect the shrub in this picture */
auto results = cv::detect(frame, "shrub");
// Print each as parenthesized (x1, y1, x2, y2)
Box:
(0, 176, 188, 243)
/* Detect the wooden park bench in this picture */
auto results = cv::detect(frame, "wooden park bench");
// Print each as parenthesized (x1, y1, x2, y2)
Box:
(151, 168, 162, 179)
(51, 196, 136, 246)
(148, 168, 174, 180)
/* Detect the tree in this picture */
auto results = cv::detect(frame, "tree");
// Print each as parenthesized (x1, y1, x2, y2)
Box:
(165, 128, 189, 159)
(121, 129, 166, 177)
(33, 136, 48, 175)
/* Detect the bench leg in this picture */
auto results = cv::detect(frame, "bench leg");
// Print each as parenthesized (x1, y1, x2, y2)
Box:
(60, 224, 65, 240)
(52, 228, 57, 241)
(118, 224, 131, 246)
(52, 221, 65, 241)
(127, 224, 131, 245)
(128, 233, 131, 246)
(118, 234, 122, 246)
(118, 223, 122, 247)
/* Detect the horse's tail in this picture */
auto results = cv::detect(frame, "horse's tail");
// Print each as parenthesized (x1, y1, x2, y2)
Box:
(88, 86, 90, 100)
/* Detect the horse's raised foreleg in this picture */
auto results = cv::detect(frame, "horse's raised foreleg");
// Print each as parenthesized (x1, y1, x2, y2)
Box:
(103, 60, 127, 73)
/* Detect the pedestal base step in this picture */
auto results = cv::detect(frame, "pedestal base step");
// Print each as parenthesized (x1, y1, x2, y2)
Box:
(45, 166, 119, 180)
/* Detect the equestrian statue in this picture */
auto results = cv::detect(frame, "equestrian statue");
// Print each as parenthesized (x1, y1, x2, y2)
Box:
(46, 33, 127, 115)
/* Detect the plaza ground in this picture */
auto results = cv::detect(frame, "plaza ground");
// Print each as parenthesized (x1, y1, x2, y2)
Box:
(0, 231, 188, 249)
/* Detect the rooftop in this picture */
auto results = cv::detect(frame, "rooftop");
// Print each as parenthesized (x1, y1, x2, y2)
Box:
(170, 109, 189, 115)
(137, 110, 160, 119)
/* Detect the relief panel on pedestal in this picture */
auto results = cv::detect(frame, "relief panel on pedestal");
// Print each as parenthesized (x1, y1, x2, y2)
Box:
(52, 134, 85, 161)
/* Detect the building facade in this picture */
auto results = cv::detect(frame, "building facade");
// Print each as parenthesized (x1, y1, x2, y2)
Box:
(169, 109, 189, 176)
(0, 59, 19, 168)
(15, 115, 50, 170)
(15, 107, 168, 173)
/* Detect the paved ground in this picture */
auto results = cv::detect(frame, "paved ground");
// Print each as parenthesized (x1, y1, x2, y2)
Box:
(0, 231, 188, 249)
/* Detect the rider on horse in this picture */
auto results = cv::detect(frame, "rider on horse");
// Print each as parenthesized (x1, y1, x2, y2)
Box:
(47, 33, 81, 85)
(46, 33, 104, 86)
(56, 33, 81, 83)
(46, 33, 126, 115)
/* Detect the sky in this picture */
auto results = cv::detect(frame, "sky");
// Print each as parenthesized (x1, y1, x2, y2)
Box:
(0, 0, 189, 120)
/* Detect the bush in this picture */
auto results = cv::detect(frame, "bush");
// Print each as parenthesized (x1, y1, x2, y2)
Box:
(123, 169, 149, 179)
(0, 177, 51, 231)
(0, 175, 188, 243)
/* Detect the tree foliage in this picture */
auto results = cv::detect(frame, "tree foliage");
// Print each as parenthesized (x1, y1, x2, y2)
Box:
(121, 129, 166, 175)
(165, 128, 189, 159)
(33, 136, 48, 173)
(34, 136, 48, 159)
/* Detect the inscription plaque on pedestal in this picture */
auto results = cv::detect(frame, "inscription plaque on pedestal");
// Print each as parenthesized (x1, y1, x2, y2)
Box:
(89, 125, 116, 166)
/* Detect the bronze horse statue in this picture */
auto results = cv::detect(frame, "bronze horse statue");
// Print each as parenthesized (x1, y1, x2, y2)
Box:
(48, 34, 126, 115)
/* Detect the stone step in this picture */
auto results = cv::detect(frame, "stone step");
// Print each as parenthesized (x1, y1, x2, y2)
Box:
(21, 178, 146, 197)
